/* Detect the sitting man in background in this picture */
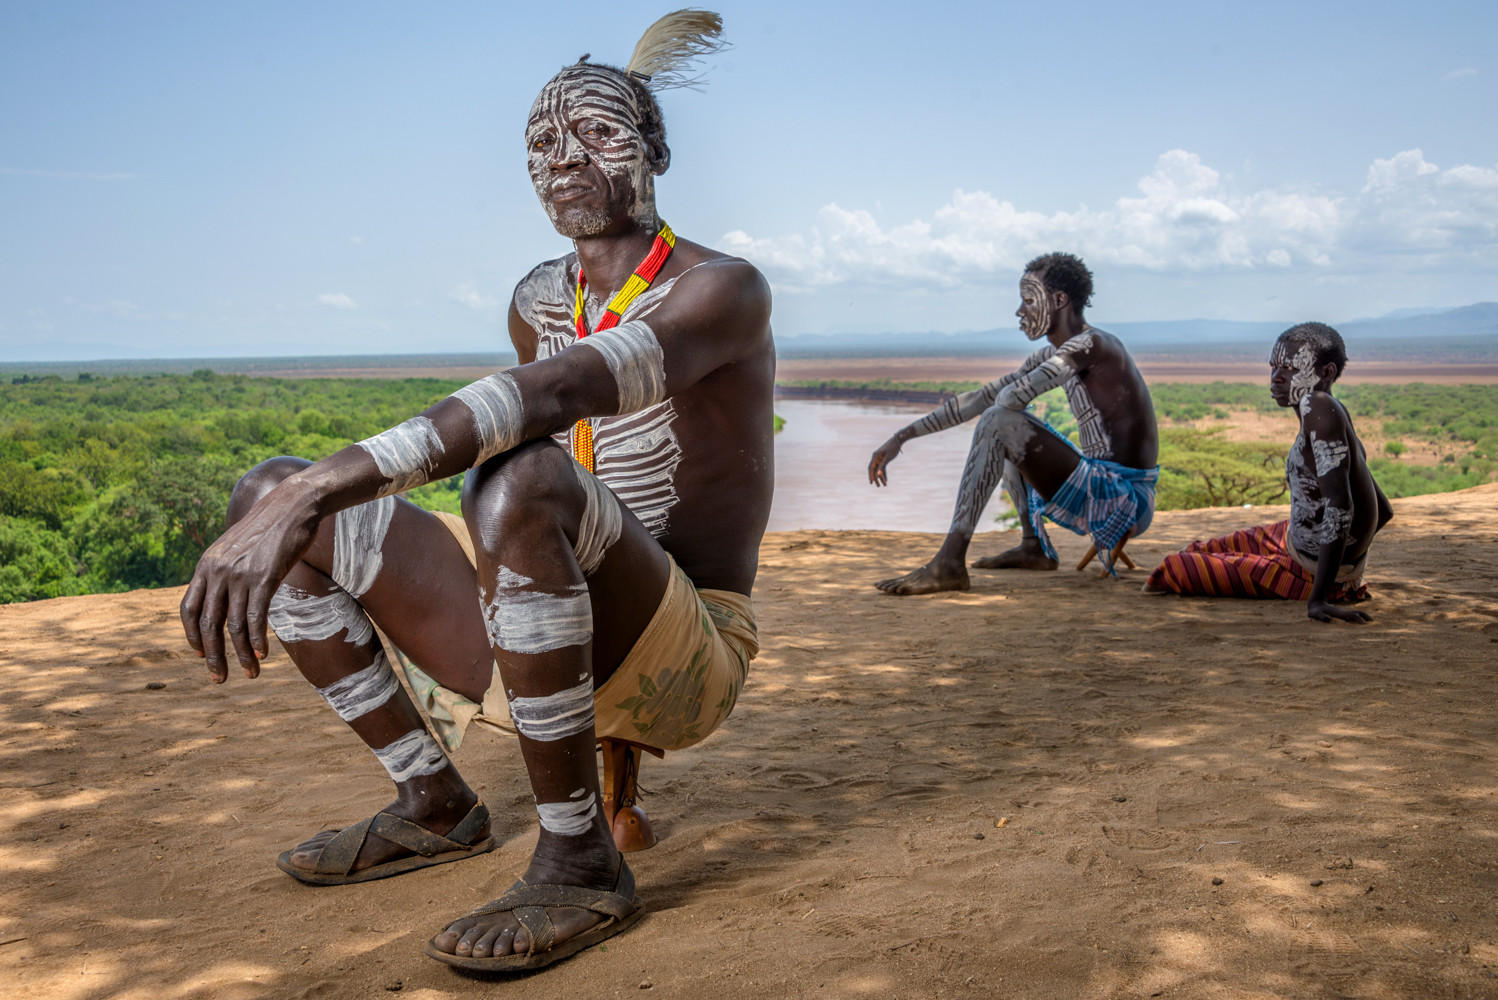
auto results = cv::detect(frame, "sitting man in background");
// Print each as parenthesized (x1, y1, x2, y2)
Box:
(181, 10, 774, 973)
(867, 252, 1159, 594)
(1145, 322, 1392, 623)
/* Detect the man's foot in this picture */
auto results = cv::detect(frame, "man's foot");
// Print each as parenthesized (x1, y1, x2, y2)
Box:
(428, 835, 634, 967)
(874, 561, 969, 595)
(971, 539, 1058, 571)
(278, 792, 492, 885)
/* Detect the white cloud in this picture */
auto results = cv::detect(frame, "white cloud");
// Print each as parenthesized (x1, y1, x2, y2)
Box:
(724, 148, 1498, 293)
(450, 282, 500, 311)
(1443, 66, 1478, 81)
(316, 293, 356, 309)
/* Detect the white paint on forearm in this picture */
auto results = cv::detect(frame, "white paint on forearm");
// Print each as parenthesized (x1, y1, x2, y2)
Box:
(267, 584, 374, 646)
(314, 650, 399, 722)
(357, 416, 445, 497)
(331, 496, 395, 598)
(537, 788, 598, 837)
(453, 372, 526, 464)
(578, 319, 666, 414)
(372, 728, 448, 783)
(509, 677, 596, 742)
(484, 583, 593, 654)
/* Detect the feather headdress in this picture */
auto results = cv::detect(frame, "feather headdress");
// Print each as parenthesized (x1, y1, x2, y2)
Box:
(624, 9, 729, 90)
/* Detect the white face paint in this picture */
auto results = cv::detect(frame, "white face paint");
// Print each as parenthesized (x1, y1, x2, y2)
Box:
(315, 651, 399, 723)
(484, 582, 593, 654)
(372, 729, 448, 783)
(1271, 338, 1322, 406)
(1017, 274, 1053, 341)
(571, 461, 624, 572)
(330, 496, 395, 599)
(357, 416, 445, 497)
(526, 66, 658, 237)
(267, 585, 374, 646)
(537, 789, 599, 837)
(578, 319, 667, 414)
(452, 372, 526, 464)
(508, 677, 596, 742)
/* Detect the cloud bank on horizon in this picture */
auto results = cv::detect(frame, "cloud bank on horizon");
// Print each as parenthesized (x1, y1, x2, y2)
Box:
(724, 148, 1498, 293)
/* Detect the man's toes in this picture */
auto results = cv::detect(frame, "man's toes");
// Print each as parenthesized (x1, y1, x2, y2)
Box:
(465, 925, 509, 958)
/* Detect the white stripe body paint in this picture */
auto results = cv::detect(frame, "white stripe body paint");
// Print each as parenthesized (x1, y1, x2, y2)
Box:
(484, 582, 593, 654)
(578, 320, 666, 414)
(508, 678, 595, 742)
(330, 496, 395, 598)
(357, 416, 445, 497)
(453, 372, 526, 464)
(315, 651, 399, 723)
(537, 789, 599, 837)
(571, 461, 624, 572)
(1310, 434, 1349, 477)
(372, 729, 448, 783)
(267, 585, 374, 646)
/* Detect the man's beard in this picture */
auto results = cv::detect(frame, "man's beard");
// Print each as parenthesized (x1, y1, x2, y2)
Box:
(547, 203, 615, 239)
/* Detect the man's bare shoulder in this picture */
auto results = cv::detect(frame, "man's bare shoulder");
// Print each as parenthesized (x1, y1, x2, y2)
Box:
(657, 248, 772, 337)
(511, 255, 576, 336)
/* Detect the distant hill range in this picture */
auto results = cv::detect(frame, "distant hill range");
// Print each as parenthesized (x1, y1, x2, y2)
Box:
(777, 302, 1498, 363)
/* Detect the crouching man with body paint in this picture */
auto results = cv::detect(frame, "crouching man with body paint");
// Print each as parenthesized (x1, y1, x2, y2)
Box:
(180, 12, 773, 973)
(867, 252, 1160, 594)
(1144, 323, 1392, 623)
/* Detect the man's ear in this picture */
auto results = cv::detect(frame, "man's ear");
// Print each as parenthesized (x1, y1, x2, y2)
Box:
(648, 135, 671, 176)
(1052, 289, 1070, 315)
(1318, 360, 1341, 384)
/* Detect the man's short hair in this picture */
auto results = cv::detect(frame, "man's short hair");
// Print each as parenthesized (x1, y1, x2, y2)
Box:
(1278, 322, 1348, 381)
(1024, 253, 1094, 315)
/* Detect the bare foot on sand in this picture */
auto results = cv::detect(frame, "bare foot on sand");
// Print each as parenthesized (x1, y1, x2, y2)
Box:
(971, 539, 1058, 571)
(875, 561, 970, 595)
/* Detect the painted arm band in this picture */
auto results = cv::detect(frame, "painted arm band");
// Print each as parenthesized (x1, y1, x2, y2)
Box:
(576, 319, 668, 415)
(996, 352, 1079, 410)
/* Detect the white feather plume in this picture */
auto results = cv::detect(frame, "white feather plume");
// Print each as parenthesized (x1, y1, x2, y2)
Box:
(625, 9, 728, 90)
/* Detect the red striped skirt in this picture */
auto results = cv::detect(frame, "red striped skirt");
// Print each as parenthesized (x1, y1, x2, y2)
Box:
(1145, 520, 1366, 601)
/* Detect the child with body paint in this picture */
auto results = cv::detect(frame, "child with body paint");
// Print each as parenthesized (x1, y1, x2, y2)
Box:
(181, 10, 771, 976)
(868, 252, 1160, 593)
(1144, 323, 1393, 623)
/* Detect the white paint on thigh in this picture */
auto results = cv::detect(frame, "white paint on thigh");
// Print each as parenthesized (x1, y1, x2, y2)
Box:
(357, 416, 445, 497)
(372, 729, 448, 783)
(330, 496, 395, 598)
(315, 650, 399, 722)
(267, 585, 374, 646)
(536, 788, 599, 837)
(571, 463, 624, 574)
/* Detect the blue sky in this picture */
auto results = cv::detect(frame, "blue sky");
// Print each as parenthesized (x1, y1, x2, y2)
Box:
(3, 1, 1495, 361)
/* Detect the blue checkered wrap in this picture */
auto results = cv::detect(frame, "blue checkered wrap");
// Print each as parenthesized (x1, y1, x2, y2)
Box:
(1027, 454, 1160, 575)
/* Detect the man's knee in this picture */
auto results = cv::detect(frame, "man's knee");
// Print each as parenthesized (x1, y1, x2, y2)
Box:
(975, 405, 1032, 456)
(228, 456, 313, 524)
(461, 440, 582, 553)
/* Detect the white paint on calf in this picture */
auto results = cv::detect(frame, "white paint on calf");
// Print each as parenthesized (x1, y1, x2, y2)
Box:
(536, 788, 598, 837)
(508, 677, 595, 742)
(373, 729, 448, 783)
(484, 584, 593, 655)
(267, 585, 374, 646)
(315, 650, 399, 722)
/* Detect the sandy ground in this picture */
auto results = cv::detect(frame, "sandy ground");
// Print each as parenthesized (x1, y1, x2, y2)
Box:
(3, 486, 1497, 1000)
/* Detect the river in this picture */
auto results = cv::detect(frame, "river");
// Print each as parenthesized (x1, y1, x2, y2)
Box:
(767, 398, 1013, 533)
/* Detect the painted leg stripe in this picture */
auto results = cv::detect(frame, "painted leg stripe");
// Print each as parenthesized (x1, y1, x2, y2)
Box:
(357, 416, 445, 497)
(372, 729, 447, 783)
(331, 496, 395, 598)
(315, 651, 399, 722)
(267, 585, 374, 646)
(537, 790, 598, 837)
(485, 585, 593, 655)
(572, 462, 623, 575)
(453, 372, 525, 464)
(578, 320, 666, 414)
(509, 678, 595, 742)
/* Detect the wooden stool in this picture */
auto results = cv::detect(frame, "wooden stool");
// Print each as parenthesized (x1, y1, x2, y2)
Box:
(600, 738, 664, 852)
(1076, 536, 1136, 576)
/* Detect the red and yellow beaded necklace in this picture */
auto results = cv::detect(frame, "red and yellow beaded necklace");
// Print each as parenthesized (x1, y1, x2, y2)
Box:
(569, 221, 676, 472)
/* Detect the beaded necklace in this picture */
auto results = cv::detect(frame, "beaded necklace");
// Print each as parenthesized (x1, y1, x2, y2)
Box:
(569, 222, 676, 472)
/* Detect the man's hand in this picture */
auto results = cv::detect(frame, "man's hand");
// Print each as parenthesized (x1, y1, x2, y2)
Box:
(180, 480, 322, 683)
(868, 437, 903, 486)
(1307, 599, 1371, 625)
